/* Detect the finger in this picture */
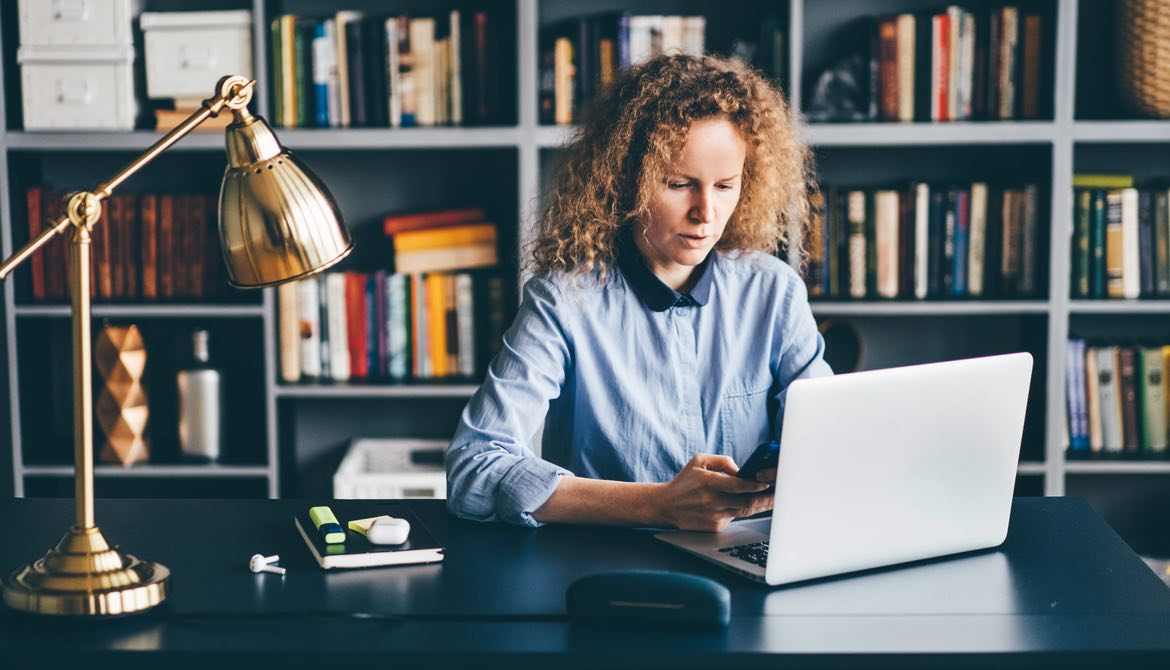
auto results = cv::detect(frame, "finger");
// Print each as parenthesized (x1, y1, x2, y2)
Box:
(755, 467, 778, 483)
(691, 453, 738, 475)
(705, 470, 771, 494)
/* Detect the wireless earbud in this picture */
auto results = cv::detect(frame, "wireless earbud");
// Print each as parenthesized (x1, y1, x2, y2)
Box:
(249, 553, 286, 575)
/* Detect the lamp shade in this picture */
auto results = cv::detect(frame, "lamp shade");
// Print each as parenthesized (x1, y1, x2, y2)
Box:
(219, 115, 352, 287)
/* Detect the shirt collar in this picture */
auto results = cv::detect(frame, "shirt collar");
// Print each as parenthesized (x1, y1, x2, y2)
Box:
(616, 229, 714, 312)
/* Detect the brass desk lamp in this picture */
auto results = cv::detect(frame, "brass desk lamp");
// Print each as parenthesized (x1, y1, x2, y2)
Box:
(0, 75, 353, 616)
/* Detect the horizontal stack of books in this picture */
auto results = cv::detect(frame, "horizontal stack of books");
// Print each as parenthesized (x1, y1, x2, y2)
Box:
(385, 208, 498, 275)
(278, 270, 507, 384)
(25, 186, 228, 302)
(1071, 174, 1170, 300)
(271, 9, 502, 128)
(1066, 339, 1170, 458)
(804, 182, 1042, 300)
(815, 5, 1044, 123)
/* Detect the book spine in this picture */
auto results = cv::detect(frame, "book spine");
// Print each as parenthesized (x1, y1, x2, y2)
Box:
(1119, 347, 1140, 454)
(387, 273, 409, 381)
(278, 282, 301, 383)
(1091, 190, 1107, 298)
(297, 278, 321, 379)
(1141, 347, 1168, 453)
(374, 270, 388, 379)
(326, 273, 350, 382)
(1019, 184, 1038, 296)
(952, 188, 969, 297)
(1120, 188, 1141, 299)
(875, 190, 899, 298)
(913, 183, 930, 299)
(1085, 345, 1103, 452)
(312, 20, 332, 127)
(455, 273, 475, 377)
(317, 276, 330, 380)
(1138, 189, 1154, 298)
(1066, 339, 1086, 452)
(847, 190, 867, 298)
(1097, 347, 1124, 452)
(1155, 189, 1170, 296)
(366, 274, 379, 379)
(968, 182, 987, 297)
(139, 193, 158, 300)
(1073, 189, 1091, 298)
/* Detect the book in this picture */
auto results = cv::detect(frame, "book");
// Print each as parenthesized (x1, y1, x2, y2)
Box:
(294, 505, 444, 570)
(383, 207, 487, 236)
(394, 242, 498, 274)
(393, 222, 497, 252)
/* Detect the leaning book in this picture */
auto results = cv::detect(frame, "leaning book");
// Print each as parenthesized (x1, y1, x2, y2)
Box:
(294, 506, 444, 569)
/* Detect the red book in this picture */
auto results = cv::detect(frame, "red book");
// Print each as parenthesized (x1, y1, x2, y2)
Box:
(932, 12, 950, 122)
(346, 272, 369, 379)
(877, 17, 898, 122)
(158, 195, 175, 299)
(26, 186, 45, 301)
(139, 194, 158, 300)
(383, 207, 487, 236)
(95, 196, 113, 300)
(119, 194, 139, 299)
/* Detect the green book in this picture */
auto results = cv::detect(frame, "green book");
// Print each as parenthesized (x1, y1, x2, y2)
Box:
(1073, 173, 1135, 189)
(1090, 190, 1107, 298)
(1138, 347, 1168, 453)
(271, 18, 283, 126)
(1073, 189, 1091, 298)
(1156, 189, 1170, 297)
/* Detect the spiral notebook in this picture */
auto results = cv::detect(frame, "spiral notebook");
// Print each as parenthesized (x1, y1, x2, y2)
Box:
(294, 506, 444, 570)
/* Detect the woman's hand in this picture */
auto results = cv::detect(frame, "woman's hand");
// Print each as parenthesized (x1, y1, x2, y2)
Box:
(655, 454, 775, 532)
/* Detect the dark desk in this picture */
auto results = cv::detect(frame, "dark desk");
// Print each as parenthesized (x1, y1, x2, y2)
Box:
(1, 497, 1168, 669)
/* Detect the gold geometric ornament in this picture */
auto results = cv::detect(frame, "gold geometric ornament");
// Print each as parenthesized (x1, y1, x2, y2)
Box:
(95, 324, 150, 466)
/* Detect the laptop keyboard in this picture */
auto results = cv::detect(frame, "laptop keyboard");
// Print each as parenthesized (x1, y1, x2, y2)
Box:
(719, 541, 769, 567)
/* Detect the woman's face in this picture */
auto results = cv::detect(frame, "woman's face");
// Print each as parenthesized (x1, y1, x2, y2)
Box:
(636, 117, 746, 291)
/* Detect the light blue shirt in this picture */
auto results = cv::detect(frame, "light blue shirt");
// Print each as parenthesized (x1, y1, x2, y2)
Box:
(446, 247, 833, 527)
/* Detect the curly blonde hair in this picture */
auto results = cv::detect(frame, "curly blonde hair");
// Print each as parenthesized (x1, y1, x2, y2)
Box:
(531, 53, 814, 278)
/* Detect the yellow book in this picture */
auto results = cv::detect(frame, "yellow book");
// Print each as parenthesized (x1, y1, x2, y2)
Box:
(394, 223, 497, 252)
(280, 15, 297, 128)
(444, 274, 458, 374)
(427, 274, 447, 378)
(1073, 173, 1134, 189)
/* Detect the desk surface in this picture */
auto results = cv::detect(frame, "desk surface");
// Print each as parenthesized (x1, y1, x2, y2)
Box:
(1, 497, 1169, 668)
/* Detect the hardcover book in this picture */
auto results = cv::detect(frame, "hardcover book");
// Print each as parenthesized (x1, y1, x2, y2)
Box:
(294, 506, 444, 570)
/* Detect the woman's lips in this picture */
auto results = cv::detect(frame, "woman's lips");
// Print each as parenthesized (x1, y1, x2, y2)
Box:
(679, 234, 709, 248)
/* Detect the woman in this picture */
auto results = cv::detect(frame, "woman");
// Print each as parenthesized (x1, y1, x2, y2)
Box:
(447, 54, 832, 531)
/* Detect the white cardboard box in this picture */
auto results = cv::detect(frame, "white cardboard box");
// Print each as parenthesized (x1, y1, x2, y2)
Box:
(19, 0, 142, 47)
(140, 11, 253, 103)
(333, 438, 447, 500)
(18, 44, 137, 130)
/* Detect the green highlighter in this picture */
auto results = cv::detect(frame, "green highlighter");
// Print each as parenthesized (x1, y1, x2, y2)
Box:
(309, 506, 346, 544)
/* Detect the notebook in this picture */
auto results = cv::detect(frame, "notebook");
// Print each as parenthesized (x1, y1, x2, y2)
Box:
(294, 505, 444, 570)
(656, 352, 1033, 586)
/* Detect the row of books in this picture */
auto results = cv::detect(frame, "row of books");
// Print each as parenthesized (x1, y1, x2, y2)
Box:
(826, 5, 1044, 123)
(1071, 176, 1170, 300)
(271, 10, 502, 129)
(25, 187, 228, 302)
(539, 13, 710, 125)
(1065, 339, 1170, 457)
(804, 182, 1042, 300)
(278, 271, 508, 384)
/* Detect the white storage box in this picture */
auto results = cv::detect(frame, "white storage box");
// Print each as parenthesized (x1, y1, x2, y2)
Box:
(19, 0, 142, 47)
(140, 11, 253, 103)
(18, 45, 137, 130)
(334, 438, 447, 500)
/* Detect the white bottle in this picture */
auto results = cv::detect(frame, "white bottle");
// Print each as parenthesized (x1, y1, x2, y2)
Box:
(178, 330, 221, 462)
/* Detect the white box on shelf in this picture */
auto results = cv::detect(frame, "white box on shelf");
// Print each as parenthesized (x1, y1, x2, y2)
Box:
(140, 11, 253, 103)
(333, 438, 447, 500)
(18, 44, 138, 130)
(18, 0, 142, 47)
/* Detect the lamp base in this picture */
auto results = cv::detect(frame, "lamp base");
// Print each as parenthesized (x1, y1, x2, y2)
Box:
(2, 526, 169, 616)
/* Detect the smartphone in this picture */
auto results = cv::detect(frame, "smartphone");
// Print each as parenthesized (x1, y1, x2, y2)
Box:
(736, 441, 780, 480)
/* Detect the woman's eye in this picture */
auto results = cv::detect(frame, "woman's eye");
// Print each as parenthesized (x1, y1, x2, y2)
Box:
(668, 182, 689, 190)
(717, 183, 735, 190)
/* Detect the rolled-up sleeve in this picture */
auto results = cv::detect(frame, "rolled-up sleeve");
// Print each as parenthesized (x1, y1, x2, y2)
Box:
(446, 277, 574, 527)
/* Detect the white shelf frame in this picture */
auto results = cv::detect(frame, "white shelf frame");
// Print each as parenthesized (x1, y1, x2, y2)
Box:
(5, 0, 1170, 501)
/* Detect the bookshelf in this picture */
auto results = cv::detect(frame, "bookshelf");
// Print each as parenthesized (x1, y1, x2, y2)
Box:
(0, 0, 1167, 553)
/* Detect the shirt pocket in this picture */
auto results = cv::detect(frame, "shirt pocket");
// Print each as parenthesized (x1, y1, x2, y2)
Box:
(719, 384, 774, 459)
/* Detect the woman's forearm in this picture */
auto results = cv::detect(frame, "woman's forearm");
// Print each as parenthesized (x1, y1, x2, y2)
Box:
(532, 476, 666, 527)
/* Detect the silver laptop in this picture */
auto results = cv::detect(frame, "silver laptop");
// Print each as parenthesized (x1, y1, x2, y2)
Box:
(656, 352, 1033, 586)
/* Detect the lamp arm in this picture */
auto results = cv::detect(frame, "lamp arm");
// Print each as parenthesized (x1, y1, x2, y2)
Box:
(0, 76, 256, 281)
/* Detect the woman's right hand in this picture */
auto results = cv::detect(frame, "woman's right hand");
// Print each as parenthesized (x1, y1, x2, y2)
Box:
(655, 453, 775, 532)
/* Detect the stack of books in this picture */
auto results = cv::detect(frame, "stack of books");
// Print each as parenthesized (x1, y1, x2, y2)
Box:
(814, 5, 1045, 123)
(25, 186, 229, 302)
(804, 182, 1042, 300)
(1066, 339, 1170, 458)
(386, 208, 498, 275)
(1071, 174, 1170, 300)
(271, 9, 502, 128)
